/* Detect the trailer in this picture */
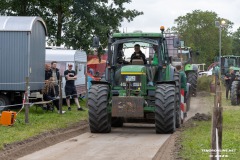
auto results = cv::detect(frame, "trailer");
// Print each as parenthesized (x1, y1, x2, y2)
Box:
(45, 48, 87, 98)
(0, 16, 47, 106)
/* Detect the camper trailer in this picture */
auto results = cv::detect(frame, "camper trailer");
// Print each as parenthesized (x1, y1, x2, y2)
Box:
(0, 16, 47, 107)
(45, 48, 87, 98)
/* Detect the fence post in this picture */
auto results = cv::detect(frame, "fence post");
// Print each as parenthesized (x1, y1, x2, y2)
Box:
(210, 73, 222, 159)
(59, 75, 63, 114)
(25, 77, 30, 124)
(85, 67, 88, 109)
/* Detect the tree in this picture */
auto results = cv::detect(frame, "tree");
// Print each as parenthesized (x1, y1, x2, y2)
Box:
(172, 10, 233, 66)
(232, 27, 240, 55)
(63, 0, 143, 50)
(0, 0, 143, 50)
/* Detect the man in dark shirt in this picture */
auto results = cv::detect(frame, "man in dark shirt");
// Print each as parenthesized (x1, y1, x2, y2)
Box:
(64, 64, 84, 111)
(224, 69, 236, 99)
(130, 44, 147, 64)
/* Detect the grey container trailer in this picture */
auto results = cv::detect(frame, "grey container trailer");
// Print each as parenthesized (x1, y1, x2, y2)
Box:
(0, 16, 47, 106)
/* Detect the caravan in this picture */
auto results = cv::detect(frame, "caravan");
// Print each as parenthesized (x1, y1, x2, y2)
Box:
(45, 48, 87, 98)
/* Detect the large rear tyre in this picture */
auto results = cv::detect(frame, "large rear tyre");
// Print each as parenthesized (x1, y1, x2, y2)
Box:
(155, 84, 176, 134)
(187, 72, 198, 97)
(174, 72, 181, 128)
(88, 84, 111, 133)
(231, 81, 240, 105)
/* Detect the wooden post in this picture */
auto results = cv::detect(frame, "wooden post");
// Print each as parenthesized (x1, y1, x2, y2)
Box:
(59, 75, 63, 114)
(25, 77, 30, 124)
(85, 65, 88, 109)
(210, 72, 222, 159)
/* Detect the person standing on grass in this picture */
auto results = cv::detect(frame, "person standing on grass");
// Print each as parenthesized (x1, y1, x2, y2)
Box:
(224, 69, 236, 99)
(64, 64, 85, 111)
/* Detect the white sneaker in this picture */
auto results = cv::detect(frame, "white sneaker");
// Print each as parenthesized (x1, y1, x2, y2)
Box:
(58, 110, 66, 114)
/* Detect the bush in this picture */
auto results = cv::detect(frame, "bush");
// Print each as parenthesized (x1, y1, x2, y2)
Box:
(197, 75, 213, 92)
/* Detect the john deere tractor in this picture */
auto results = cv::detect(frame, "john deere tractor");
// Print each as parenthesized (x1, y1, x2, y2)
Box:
(88, 28, 184, 134)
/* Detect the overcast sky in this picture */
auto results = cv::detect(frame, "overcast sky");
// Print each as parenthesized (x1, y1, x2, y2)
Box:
(121, 0, 240, 33)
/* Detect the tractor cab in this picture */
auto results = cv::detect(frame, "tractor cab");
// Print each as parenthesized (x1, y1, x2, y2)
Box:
(220, 55, 240, 75)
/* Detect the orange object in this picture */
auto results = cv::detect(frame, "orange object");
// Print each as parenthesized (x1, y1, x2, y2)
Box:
(0, 111, 17, 126)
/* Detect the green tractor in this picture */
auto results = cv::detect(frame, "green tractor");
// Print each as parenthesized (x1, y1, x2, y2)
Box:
(172, 46, 198, 96)
(180, 47, 198, 97)
(88, 28, 185, 134)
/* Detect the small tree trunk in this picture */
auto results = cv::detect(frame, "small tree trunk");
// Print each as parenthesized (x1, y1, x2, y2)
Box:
(56, 6, 63, 46)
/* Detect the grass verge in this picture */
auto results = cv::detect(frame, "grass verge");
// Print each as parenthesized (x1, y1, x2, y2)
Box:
(0, 100, 88, 150)
(179, 92, 240, 160)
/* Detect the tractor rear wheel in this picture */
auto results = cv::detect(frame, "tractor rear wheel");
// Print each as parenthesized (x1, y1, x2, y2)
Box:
(174, 72, 181, 128)
(187, 72, 198, 97)
(155, 84, 176, 134)
(231, 81, 240, 105)
(88, 84, 111, 133)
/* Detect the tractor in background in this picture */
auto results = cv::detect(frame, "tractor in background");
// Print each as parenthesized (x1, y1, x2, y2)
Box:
(218, 55, 240, 105)
(88, 27, 190, 134)
(165, 34, 198, 97)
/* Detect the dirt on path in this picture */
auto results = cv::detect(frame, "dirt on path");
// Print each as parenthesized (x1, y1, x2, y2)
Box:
(0, 121, 89, 160)
(0, 91, 212, 160)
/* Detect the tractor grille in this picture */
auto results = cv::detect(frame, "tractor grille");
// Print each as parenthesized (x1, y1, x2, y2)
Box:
(120, 75, 141, 90)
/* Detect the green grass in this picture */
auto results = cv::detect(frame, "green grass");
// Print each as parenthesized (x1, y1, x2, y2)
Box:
(0, 100, 88, 150)
(179, 92, 240, 160)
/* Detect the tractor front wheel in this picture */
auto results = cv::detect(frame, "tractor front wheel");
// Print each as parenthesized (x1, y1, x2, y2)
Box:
(174, 72, 181, 128)
(155, 84, 176, 134)
(88, 84, 111, 133)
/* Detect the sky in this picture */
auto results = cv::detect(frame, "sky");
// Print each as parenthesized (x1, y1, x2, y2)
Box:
(121, 0, 240, 33)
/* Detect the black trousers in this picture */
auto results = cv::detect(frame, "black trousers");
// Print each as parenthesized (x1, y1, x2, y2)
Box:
(44, 96, 59, 110)
(54, 85, 59, 96)
(226, 84, 231, 99)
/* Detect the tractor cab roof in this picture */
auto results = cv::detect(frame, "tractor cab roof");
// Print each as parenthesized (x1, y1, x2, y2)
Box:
(112, 32, 163, 38)
(112, 38, 158, 47)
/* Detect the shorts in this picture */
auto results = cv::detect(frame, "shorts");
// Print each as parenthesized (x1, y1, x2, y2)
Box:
(65, 86, 78, 99)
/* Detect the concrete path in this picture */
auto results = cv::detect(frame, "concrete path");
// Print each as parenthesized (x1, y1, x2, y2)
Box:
(19, 124, 170, 160)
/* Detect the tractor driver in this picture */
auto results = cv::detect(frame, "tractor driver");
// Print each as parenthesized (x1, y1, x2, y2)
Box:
(130, 44, 147, 64)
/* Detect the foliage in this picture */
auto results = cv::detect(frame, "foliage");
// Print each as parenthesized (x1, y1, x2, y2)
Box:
(197, 75, 213, 92)
(173, 10, 233, 67)
(232, 27, 240, 55)
(0, 0, 143, 50)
